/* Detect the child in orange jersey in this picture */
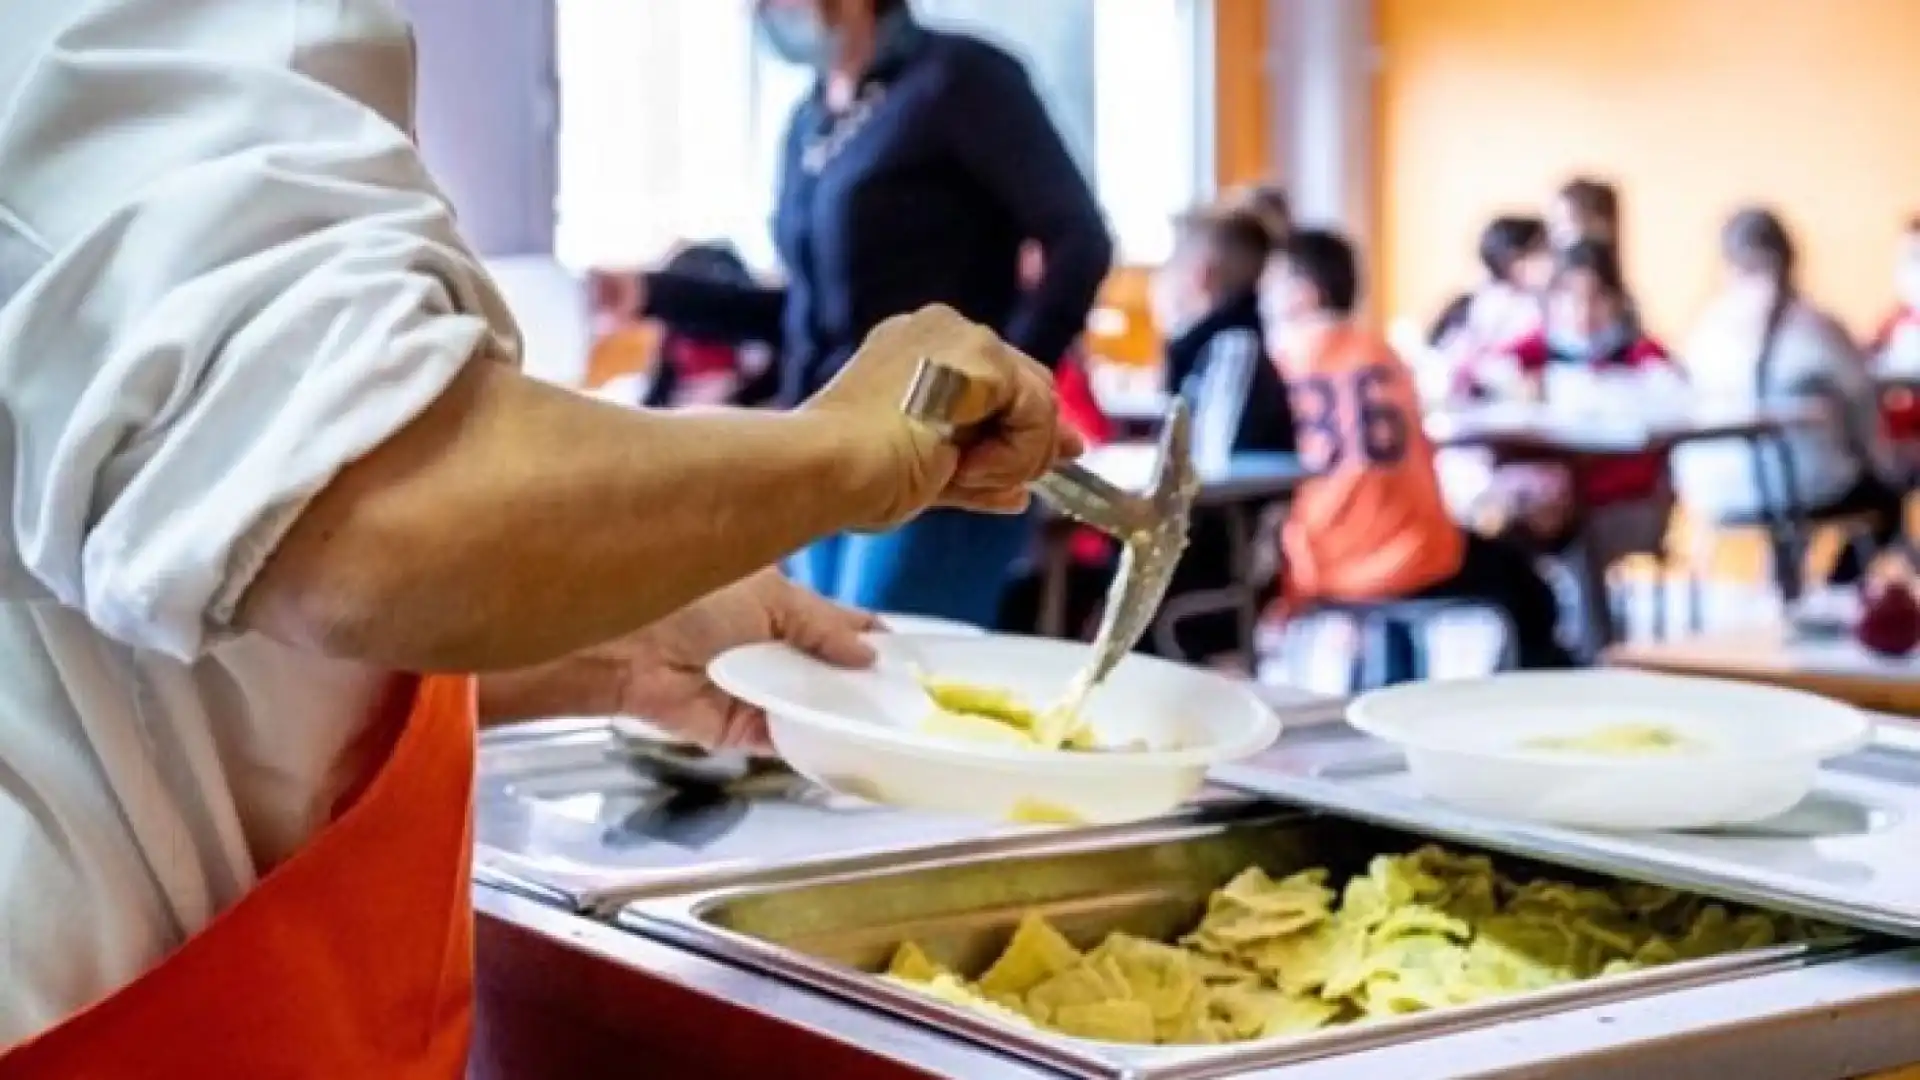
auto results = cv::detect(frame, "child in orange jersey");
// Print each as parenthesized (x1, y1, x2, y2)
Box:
(1264, 229, 1572, 669)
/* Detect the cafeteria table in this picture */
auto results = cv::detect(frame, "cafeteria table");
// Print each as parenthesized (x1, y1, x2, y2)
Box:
(1606, 624, 1920, 716)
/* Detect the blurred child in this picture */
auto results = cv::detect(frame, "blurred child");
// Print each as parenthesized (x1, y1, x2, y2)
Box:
(1145, 205, 1295, 663)
(1158, 206, 1295, 460)
(1266, 228, 1571, 670)
(1458, 240, 1678, 651)
(1428, 216, 1554, 523)
(1434, 215, 1553, 370)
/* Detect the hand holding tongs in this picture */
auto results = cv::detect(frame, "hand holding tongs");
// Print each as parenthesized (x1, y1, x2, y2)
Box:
(900, 357, 1198, 688)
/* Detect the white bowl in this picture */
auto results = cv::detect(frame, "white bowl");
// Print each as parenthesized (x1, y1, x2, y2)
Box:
(708, 633, 1281, 823)
(1346, 670, 1873, 831)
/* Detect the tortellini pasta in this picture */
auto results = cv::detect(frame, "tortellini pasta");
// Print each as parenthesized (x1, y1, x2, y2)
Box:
(882, 845, 1831, 1046)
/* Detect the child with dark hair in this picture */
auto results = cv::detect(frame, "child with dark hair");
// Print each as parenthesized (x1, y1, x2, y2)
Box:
(1263, 228, 1571, 670)
(1434, 214, 1553, 365)
(642, 242, 777, 409)
(1457, 239, 1679, 651)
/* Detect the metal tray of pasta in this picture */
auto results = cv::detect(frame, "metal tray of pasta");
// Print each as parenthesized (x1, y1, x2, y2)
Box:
(619, 811, 1865, 1080)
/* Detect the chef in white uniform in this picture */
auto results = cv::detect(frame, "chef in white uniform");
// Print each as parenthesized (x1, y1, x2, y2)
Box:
(0, 1, 1075, 1074)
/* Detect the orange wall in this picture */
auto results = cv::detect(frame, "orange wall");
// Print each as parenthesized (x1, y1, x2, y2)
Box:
(1212, 0, 1271, 189)
(1376, 0, 1920, 343)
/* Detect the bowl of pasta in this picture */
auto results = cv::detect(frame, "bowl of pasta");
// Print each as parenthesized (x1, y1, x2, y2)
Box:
(611, 610, 985, 750)
(707, 632, 1281, 823)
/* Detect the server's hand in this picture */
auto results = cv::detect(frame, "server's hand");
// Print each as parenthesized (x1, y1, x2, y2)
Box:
(806, 304, 1082, 531)
(608, 569, 876, 751)
(478, 569, 876, 749)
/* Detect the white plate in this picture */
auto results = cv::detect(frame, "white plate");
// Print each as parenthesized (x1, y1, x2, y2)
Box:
(707, 633, 1280, 823)
(1347, 670, 1873, 830)
(611, 611, 987, 747)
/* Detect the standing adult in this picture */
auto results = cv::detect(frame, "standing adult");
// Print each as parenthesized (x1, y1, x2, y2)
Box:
(597, 0, 1113, 628)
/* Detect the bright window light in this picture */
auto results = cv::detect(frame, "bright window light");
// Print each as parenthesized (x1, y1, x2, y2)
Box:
(554, 0, 1212, 272)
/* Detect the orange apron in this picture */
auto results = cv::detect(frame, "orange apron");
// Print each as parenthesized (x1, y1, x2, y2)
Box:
(0, 673, 478, 1080)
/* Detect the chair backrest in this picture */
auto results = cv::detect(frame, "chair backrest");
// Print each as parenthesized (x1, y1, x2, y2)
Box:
(1183, 329, 1261, 470)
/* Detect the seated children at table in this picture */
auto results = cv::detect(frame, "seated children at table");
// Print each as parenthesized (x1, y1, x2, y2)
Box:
(1675, 208, 1903, 586)
(1144, 205, 1297, 663)
(1456, 239, 1677, 652)
(1264, 228, 1572, 670)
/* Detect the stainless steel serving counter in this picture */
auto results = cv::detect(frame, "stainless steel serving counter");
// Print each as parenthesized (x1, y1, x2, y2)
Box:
(474, 884, 1920, 1079)
(471, 701, 1920, 1079)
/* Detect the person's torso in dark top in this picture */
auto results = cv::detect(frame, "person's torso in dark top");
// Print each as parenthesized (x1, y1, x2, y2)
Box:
(773, 16, 1035, 401)
(1168, 292, 1296, 455)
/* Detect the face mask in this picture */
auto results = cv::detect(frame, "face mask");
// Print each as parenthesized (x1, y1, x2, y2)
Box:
(758, 5, 836, 67)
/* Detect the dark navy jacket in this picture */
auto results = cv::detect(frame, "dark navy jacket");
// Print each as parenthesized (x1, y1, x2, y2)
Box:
(642, 12, 1112, 405)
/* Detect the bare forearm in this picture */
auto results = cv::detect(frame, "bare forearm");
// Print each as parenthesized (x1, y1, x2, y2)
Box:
(240, 359, 883, 671)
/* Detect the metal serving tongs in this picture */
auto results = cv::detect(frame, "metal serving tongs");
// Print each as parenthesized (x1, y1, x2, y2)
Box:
(901, 358, 1199, 718)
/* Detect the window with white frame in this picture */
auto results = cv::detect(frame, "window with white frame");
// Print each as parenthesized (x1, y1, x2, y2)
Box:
(553, 0, 1212, 273)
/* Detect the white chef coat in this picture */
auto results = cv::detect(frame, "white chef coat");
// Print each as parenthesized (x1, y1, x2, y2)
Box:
(0, 0, 517, 1045)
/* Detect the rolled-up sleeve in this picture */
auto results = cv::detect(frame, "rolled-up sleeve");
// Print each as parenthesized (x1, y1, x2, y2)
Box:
(0, 0, 517, 661)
